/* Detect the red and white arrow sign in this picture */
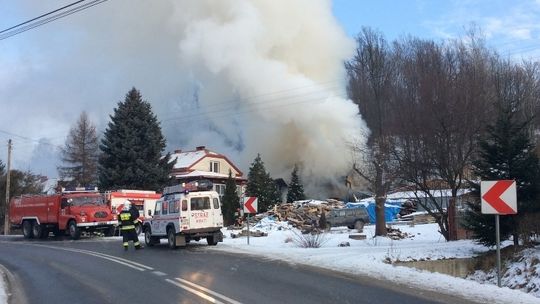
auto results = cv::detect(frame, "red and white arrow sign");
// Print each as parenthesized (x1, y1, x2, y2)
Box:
(243, 197, 258, 214)
(481, 180, 517, 215)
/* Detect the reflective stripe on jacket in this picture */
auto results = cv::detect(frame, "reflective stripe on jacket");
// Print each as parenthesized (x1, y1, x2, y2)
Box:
(118, 211, 136, 230)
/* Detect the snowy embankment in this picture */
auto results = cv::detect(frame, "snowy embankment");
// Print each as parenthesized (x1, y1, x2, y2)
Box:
(212, 219, 540, 304)
(0, 266, 7, 304)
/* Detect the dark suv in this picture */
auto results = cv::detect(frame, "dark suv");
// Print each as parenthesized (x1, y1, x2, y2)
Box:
(326, 207, 370, 231)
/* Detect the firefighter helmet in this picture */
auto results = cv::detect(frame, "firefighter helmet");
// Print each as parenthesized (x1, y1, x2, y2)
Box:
(122, 201, 131, 211)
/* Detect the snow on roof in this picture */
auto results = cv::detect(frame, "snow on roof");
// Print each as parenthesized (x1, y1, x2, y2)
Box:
(359, 188, 473, 202)
(173, 170, 229, 179)
(170, 150, 206, 169)
(292, 200, 329, 208)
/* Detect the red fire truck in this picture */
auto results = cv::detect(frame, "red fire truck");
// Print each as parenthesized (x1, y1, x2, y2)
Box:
(105, 189, 161, 235)
(9, 187, 117, 240)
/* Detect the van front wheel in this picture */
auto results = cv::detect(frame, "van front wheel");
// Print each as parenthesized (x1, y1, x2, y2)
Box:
(145, 229, 158, 247)
(135, 223, 142, 235)
(167, 228, 177, 249)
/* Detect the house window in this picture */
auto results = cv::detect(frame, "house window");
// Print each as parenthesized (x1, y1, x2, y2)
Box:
(209, 161, 220, 173)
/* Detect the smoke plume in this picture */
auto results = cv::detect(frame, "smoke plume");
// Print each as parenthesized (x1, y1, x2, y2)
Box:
(0, 0, 367, 197)
(169, 0, 367, 195)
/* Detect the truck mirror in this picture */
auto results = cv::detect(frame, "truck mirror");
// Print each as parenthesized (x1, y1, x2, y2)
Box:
(147, 210, 152, 216)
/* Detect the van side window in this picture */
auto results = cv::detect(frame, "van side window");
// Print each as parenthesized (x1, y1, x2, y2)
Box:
(181, 200, 188, 211)
(191, 197, 210, 210)
(162, 200, 169, 215)
(170, 200, 180, 214)
(154, 201, 162, 216)
(213, 198, 219, 209)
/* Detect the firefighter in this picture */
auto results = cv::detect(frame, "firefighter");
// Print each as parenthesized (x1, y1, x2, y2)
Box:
(118, 201, 143, 250)
(128, 202, 141, 234)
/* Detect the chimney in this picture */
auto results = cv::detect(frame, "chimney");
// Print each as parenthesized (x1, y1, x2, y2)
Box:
(174, 149, 182, 154)
(196, 146, 206, 151)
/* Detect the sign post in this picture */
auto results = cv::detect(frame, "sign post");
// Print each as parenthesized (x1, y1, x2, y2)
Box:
(243, 197, 258, 245)
(481, 180, 517, 288)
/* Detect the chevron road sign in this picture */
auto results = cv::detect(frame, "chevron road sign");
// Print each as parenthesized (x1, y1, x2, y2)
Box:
(243, 197, 258, 214)
(481, 180, 517, 215)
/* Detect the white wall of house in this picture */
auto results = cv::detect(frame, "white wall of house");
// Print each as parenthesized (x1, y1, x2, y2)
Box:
(192, 156, 241, 177)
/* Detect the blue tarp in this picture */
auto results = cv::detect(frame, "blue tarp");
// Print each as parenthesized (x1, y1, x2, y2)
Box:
(345, 201, 401, 223)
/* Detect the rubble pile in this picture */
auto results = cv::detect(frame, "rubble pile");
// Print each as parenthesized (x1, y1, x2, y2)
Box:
(267, 199, 345, 231)
(386, 226, 411, 240)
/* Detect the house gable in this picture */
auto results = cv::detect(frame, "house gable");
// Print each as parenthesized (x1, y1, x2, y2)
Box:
(170, 146, 244, 178)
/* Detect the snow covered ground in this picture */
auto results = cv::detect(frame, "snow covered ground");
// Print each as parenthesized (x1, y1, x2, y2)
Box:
(0, 266, 6, 304)
(210, 218, 540, 304)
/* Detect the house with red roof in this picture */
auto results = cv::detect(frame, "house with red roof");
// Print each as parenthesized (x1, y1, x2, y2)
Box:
(170, 146, 246, 199)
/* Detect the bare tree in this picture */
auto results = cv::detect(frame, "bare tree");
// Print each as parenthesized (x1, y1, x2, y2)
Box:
(58, 111, 99, 186)
(346, 28, 399, 236)
(392, 35, 492, 241)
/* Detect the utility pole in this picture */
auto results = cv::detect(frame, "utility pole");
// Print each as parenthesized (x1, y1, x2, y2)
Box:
(4, 139, 12, 235)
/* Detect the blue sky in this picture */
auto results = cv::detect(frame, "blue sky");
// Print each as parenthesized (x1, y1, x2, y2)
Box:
(332, 0, 540, 59)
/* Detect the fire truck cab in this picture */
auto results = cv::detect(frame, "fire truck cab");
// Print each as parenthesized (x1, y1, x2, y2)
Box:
(143, 180, 224, 249)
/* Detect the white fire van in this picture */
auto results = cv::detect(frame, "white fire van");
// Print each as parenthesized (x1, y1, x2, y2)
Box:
(142, 181, 224, 248)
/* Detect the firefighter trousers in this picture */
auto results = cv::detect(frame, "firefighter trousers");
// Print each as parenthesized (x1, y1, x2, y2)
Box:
(121, 228, 141, 249)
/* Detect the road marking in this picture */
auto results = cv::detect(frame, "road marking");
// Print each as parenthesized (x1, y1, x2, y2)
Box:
(5, 241, 241, 304)
(23, 243, 153, 272)
(73, 248, 154, 270)
(170, 278, 243, 304)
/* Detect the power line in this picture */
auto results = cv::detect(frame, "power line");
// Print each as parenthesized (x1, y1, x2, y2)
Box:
(160, 81, 345, 123)
(0, 0, 108, 41)
(0, 0, 85, 34)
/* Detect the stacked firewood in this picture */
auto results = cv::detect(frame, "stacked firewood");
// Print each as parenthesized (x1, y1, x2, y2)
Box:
(386, 226, 411, 240)
(267, 200, 345, 231)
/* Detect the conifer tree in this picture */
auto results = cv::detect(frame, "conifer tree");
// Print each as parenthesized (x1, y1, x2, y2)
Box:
(222, 170, 240, 226)
(98, 87, 174, 191)
(246, 154, 280, 212)
(286, 164, 305, 203)
(463, 104, 540, 246)
(58, 111, 99, 186)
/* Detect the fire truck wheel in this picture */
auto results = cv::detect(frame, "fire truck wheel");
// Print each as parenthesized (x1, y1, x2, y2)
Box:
(167, 228, 177, 249)
(135, 224, 142, 236)
(32, 222, 47, 239)
(22, 221, 34, 239)
(68, 221, 81, 240)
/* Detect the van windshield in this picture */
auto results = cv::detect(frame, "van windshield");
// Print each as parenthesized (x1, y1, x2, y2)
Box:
(65, 195, 105, 206)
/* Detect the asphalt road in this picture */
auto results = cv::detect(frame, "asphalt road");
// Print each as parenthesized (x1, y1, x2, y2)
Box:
(0, 235, 478, 304)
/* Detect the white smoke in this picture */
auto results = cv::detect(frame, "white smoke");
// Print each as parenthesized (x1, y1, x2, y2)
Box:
(0, 0, 367, 196)
(169, 0, 367, 195)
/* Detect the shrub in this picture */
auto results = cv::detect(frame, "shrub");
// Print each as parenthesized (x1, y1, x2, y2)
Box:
(290, 229, 329, 248)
